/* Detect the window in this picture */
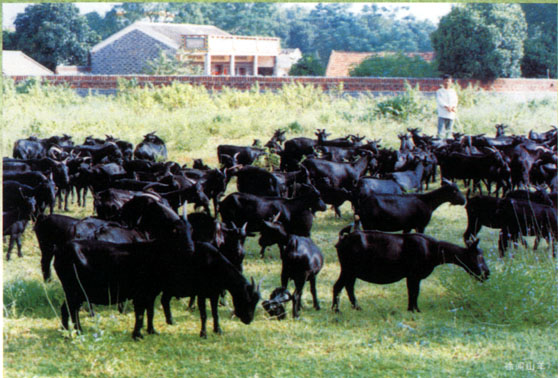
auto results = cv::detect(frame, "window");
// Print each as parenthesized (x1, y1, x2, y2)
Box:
(184, 36, 206, 50)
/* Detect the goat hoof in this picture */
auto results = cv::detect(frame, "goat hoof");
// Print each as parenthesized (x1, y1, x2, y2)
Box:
(147, 328, 157, 335)
(132, 332, 143, 340)
(352, 305, 362, 311)
(214, 328, 222, 335)
(200, 331, 207, 338)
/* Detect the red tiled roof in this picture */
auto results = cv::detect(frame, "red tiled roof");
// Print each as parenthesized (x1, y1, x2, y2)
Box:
(325, 50, 435, 77)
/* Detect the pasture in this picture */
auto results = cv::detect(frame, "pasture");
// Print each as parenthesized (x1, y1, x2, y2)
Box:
(3, 79, 558, 377)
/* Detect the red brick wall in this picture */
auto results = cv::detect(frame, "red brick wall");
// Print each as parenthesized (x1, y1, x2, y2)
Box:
(8, 75, 557, 93)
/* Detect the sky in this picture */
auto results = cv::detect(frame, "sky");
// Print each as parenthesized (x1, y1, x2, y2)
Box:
(2, 2, 453, 29)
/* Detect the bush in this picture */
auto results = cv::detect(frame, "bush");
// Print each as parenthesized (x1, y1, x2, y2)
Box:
(350, 53, 438, 78)
(455, 82, 487, 108)
(289, 54, 325, 76)
(374, 81, 430, 120)
(4, 279, 65, 319)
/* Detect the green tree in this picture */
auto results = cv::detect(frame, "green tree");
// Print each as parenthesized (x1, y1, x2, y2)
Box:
(431, 4, 527, 79)
(12, 3, 100, 71)
(2, 29, 18, 50)
(85, 9, 129, 40)
(142, 51, 203, 75)
(289, 54, 325, 76)
(305, 3, 359, 62)
(350, 53, 438, 77)
(520, 4, 557, 78)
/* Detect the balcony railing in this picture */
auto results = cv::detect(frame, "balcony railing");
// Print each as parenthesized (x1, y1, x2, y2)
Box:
(182, 34, 280, 56)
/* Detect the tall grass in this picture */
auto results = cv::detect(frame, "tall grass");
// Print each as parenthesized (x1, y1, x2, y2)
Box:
(4, 78, 555, 161)
(440, 248, 558, 326)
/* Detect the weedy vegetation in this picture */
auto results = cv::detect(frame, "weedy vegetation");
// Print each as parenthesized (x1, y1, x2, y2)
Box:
(3, 79, 558, 377)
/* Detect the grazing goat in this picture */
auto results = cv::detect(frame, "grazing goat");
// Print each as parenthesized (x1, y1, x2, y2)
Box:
(333, 229, 489, 312)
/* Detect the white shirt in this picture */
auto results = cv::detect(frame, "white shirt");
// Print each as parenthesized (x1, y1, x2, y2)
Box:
(436, 87, 458, 120)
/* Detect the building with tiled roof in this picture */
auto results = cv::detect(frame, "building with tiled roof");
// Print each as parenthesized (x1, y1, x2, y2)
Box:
(2, 50, 55, 76)
(91, 21, 290, 76)
(325, 50, 435, 77)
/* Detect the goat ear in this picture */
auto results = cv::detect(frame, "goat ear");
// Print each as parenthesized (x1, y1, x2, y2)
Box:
(262, 220, 275, 230)
(465, 237, 479, 248)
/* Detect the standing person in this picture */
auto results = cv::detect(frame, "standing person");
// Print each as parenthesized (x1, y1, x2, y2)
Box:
(436, 74, 458, 139)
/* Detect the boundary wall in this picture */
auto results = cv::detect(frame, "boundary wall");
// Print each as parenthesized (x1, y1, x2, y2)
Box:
(7, 75, 557, 99)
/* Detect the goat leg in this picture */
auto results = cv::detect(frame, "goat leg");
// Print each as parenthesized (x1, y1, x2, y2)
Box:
(344, 276, 361, 310)
(132, 303, 145, 340)
(161, 292, 174, 325)
(198, 296, 208, 338)
(406, 277, 421, 312)
(15, 236, 23, 258)
(146, 296, 157, 335)
(210, 296, 222, 334)
(309, 275, 320, 310)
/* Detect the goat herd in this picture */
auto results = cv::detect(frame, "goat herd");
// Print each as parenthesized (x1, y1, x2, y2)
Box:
(3, 123, 557, 340)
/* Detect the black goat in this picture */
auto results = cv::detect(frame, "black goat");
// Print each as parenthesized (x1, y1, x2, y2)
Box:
(159, 242, 260, 338)
(356, 181, 466, 233)
(261, 218, 323, 318)
(234, 166, 282, 197)
(134, 132, 167, 162)
(3, 191, 36, 260)
(262, 287, 292, 320)
(464, 195, 557, 257)
(219, 184, 327, 257)
(333, 229, 489, 312)
(217, 144, 265, 168)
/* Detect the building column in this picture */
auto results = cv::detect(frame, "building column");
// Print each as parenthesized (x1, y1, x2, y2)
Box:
(253, 55, 258, 76)
(273, 57, 278, 77)
(230, 55, 235, 76)
(204, 53, 211, 75)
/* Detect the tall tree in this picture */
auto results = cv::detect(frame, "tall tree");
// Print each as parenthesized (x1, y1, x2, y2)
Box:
(306, 3, 359, 62)
(431, 4, 527, 79)
(520, 4, 557, 78)
(12, 3, 100, 70)
(85, 9, 129, 40)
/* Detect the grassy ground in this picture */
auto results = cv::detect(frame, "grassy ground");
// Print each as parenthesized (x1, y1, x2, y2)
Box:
(3, 81, 558, 377)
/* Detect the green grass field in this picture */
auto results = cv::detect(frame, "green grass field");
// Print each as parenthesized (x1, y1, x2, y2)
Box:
(3, 80, 558, 377)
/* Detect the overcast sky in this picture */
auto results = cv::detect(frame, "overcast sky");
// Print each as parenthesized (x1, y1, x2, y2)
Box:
(3, 2, 453, 29)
